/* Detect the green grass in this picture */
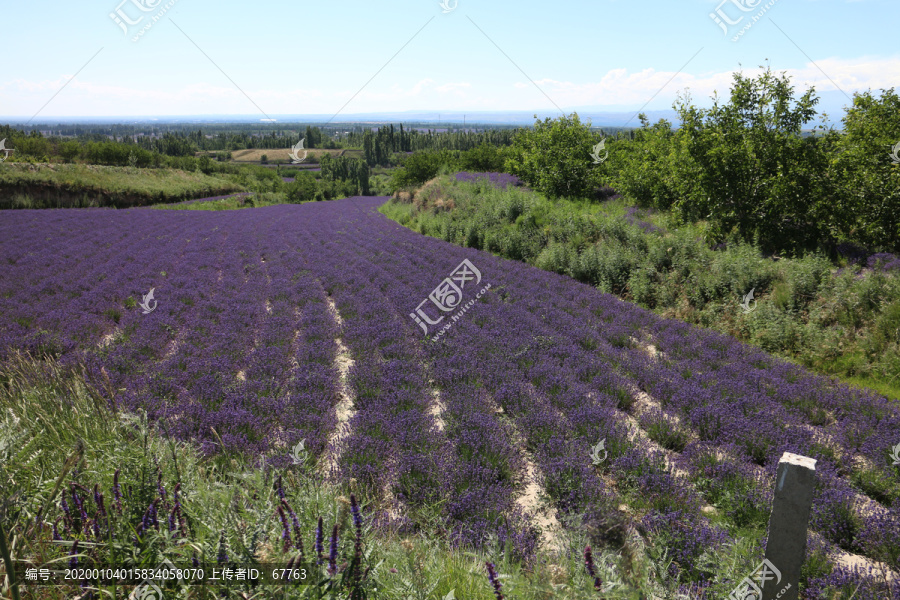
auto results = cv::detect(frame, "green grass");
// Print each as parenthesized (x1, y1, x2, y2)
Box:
(0, 162, 243, 209)
(380, 175, 900, 403)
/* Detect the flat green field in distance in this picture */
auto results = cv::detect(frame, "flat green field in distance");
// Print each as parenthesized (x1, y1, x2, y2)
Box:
(229, 148, 365, 163)
(0, 162, 243, 209)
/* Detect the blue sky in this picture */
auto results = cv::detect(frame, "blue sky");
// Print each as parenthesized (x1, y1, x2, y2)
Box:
(1, 0, 898, 122)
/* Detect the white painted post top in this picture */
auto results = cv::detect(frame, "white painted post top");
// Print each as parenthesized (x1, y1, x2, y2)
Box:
(780, 452, 817, 471)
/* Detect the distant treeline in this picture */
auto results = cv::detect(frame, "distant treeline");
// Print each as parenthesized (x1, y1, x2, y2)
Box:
(0, 122, 535, 160)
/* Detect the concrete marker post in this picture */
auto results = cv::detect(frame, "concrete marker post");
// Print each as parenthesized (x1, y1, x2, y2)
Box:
(761, 452, 817, 600)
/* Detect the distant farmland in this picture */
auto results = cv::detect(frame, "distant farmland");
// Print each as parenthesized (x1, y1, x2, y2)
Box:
(228, 148, 365, 162)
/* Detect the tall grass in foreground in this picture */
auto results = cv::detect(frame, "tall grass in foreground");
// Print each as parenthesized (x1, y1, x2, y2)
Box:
(0, 352, 740, 599)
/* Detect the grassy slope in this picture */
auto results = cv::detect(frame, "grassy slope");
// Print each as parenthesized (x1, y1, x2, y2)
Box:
(0, 162, 243, 208)
(379, 175, 900, 402)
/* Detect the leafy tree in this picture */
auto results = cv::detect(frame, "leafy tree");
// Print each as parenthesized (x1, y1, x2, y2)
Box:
(285, 171, 318, 203)
(389, 150, 456, 190)
(830, 88, 900, 251)
(459, 143, 505, 172)
(58, 141, 82, 163)
(607, 115, 693, 210)
(504, 113, 603, 200)
(673, 67, 830, 253)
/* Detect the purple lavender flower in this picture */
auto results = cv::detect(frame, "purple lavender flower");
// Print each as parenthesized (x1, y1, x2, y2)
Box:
(282, 499, 304, 553)
(328, 524, 339, 576)
(217, 531, 228, 564)
(485, 562, 504, 600)
(277, 505, 292, 552)
(69, 540, 79, 569)
(584, 545, 601, 590)
(275, 475, 286, 500)
(315, 517, 324, 564)
(350, 494, 363, 531)
(60, 496, 72, 533)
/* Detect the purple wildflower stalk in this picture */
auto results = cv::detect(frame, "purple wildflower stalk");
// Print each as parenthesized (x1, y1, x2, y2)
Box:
(72, 485, 88, 531)
(60, 496, 72, 534)
(485, 562, 504, 600)
(275, 475, 286, 500)
(350, 494, 364, 589)
(69, 540, 79, 569)
(584, 545, 602, 590)
(315, 517, 324, 564)
(328, 524, 339, 576)
(93, 485, 105, 517)
(281, 499, 304, 554)
(350, 494, 363, 531)
(277, 506, 292, 552)
(112, 469, 122, 514)
(217, 531, 227, 564)
(52, 519, 61, 541)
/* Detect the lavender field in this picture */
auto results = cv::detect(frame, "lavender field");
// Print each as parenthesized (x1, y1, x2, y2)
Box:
(1, 197, 898, 594)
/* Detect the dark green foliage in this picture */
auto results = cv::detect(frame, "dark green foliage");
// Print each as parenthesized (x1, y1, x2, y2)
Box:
(285, 172, 318, 203)
(504, 113, 604, 200)
(459, 143, 506, 172)
(830, 88, 900, 251)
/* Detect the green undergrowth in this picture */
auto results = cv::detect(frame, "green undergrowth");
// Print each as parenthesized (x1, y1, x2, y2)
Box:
(0, 352, 757, 599)
(379, 175, 900, 402)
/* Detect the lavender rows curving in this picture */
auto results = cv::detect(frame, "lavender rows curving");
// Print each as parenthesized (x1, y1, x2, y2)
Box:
(1, 197, 898, 593)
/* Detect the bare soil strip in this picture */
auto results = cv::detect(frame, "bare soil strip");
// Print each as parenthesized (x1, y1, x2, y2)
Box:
(506, 387, 566, 553)
(319, 296, 356, 478)
(98, 327, 123, 349)
(427, 380, 446, 432)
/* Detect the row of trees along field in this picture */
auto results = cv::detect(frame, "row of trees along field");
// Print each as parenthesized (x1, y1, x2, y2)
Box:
(495, 68, 900, 255)
(0, 123, 520, 165)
